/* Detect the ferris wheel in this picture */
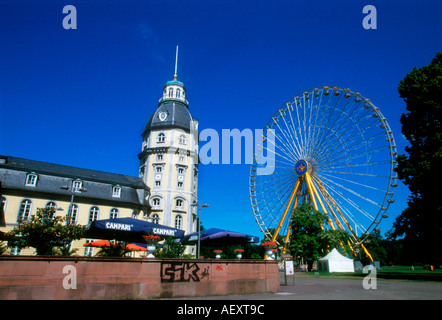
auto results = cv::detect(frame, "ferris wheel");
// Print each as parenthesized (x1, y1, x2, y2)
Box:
(249, 86, 398, 260)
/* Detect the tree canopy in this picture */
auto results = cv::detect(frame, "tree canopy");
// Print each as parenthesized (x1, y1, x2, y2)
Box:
(288, 203, 351, 271)
(391, 52, 442, 265)
(8, 207, 85, 255)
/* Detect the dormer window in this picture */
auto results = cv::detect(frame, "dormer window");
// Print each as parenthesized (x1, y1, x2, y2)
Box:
(72, 180, 83, 193)
(112, 185, 121, 198)
(25, 173, 38, 187)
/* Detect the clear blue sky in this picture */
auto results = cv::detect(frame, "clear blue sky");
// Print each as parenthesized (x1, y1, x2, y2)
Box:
(1, 0, 441, 239)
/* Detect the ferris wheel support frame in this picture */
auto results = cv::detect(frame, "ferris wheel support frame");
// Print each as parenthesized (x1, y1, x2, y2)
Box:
(267, 169, 374, 261)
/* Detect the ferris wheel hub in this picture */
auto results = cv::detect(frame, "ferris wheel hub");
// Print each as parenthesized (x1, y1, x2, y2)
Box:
(295, 159, 316, 176)
(294, 159, 308, 176)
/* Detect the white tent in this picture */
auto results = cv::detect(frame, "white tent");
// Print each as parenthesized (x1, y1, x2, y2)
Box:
(318, 248, 355, 273)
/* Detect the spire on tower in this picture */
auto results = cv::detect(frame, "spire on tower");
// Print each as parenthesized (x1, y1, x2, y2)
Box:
(174, 45, 178, 80)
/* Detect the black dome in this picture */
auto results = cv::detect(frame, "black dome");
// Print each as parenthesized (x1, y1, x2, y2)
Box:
(142, 101, 193, 136)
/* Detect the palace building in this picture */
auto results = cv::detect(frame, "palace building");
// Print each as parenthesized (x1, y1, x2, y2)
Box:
(0, 48, 199, 256)
(0, 155, 151, 255)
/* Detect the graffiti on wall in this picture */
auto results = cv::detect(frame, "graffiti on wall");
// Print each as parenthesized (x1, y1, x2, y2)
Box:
(161, 262, 210, 282)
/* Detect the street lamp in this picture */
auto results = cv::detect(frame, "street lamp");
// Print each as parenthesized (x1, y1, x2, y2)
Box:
(60, 184, 87, 224)
(191, 202, 209, 259)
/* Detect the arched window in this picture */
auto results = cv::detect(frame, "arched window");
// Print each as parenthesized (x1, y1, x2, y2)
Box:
(151, 197, 161, 209)
(151, 214, 160, 224)
(110, 208, 119, 219)
(157, 133, 166, 143)
(174, 215, 183, 229)
(168, 88, 174, 97)
(46, 201, 57, 210)
(67, 204, 79, 225)
(178, 134, 187, 145)
(45, 201, 57, 218)
(175, 198, 184, 210)
(89, 206, 100, 223)
(176, 88, 181, 98)
(17, 199, 32, 222)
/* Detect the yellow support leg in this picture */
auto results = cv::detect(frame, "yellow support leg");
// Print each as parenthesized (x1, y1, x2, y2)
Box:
(264, 179, 301, 260)
(271, 178, 301, 242)
(304, 173, 319, 212)
(282, 181, 302, 254)
(314, 177, 374, 261)
(361, 243, 374, 262)
(306, 173, 336, 230)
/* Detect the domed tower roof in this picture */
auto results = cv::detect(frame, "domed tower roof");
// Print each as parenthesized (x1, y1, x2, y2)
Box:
(142, 100, 194, 136)
(142, 46, 195, 136)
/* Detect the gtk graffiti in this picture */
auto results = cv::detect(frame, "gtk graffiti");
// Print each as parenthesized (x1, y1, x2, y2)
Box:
(161, 262, 209, 282)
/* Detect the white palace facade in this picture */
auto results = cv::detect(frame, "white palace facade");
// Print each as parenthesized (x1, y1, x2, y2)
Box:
(0, 51, 199, 256)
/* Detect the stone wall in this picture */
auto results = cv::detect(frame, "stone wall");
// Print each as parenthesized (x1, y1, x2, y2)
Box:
(0, 256, 280, 299)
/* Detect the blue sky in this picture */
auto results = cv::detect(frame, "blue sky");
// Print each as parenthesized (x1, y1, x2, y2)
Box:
(0, 0, 441, 239)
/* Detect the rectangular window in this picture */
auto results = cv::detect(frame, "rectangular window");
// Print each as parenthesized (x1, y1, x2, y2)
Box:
(84, 239, 94, 257)
(25, 173, 38, 187)
(72, 180, 83, 193)
(112, 186, 121, 198)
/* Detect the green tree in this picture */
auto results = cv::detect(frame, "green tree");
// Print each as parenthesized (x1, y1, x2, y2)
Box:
(8, 207, 85, 255)
(391, 52, 442, 266)
(156, 237, 185, 258)
(288, 203, 351, 271)
(361, 230, 388, 265)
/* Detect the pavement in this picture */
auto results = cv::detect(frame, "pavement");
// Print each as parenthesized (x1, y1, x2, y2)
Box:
(173, 272, 442, 300)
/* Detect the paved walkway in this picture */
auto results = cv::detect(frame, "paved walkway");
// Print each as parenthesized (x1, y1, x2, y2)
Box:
(175, 273, 442, 300)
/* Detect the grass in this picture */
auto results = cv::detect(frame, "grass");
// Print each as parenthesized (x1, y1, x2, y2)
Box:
(292, 265, 442, 282)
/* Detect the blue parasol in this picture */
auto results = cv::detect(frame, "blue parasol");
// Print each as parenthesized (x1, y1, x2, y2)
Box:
(180, 228, 259, 246)
(84, 217, 184, 242)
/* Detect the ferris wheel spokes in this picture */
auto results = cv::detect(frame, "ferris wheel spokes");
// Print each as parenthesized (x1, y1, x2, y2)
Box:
(250, 86, 397, 261)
